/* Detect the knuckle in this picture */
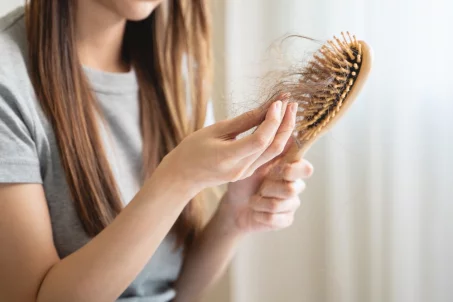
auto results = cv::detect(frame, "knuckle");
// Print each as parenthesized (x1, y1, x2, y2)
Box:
(254, 134, 268, 149)
(258, 181, 269, 195)
(268, 199, 280, 212)
(268, 143, 282, 155)
(283, 164, 293, 178)
(255, 166, 268, 178)
(285, 182, 297, 196)
(274, 142, 286, 154)
(250, 195, 261, 207)
(269, 116, 281, 126)
(264, 213, 275, 224)
(281, 125, 295, 135)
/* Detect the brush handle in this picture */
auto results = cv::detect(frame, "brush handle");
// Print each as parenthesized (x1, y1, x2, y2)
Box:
(264, 142, 310, 185)
(282, 141, 310, 163)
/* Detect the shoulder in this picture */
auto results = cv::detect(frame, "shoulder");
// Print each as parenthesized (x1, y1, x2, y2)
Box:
(0, 7, 37, 123)
(0, 6, 28, 77)
(0, 6, 31, 89)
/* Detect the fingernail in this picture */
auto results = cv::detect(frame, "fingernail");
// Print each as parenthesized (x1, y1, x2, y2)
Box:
(281, 101, 288, 117)
(305, 162, 314, 176)
(275, 101, 282, 115)
(291, 102, 298, 113)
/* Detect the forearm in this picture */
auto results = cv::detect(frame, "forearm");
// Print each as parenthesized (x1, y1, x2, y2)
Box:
(174, 198, 246, 302)
(37, 168, 195, 302)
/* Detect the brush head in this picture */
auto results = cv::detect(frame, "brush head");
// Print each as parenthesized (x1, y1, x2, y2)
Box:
(267, 32, 373, 160)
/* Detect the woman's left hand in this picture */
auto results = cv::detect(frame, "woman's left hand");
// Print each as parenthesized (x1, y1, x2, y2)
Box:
(219, 153, 314, 234)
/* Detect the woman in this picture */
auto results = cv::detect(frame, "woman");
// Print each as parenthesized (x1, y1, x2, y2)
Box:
(0, 1, 313, 301)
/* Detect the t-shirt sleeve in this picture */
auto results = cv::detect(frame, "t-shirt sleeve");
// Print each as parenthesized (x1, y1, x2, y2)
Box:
(0, 85, 42, 183)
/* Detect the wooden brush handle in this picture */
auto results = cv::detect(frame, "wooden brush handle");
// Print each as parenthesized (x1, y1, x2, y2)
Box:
(284, 142, 308, 163)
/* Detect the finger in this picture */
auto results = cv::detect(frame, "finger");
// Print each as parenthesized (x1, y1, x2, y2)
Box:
(215, 107, 266, 139)
(244, 102, 298, 175)
(226, 100, 283, 159)
(249, 195, 301, 213)
(280, 159, 314, 181)
(259, 178, 306, 199)
(233, 101, 289, 176)
(216, 92, 289, 138)
(253, 211, 294, 229)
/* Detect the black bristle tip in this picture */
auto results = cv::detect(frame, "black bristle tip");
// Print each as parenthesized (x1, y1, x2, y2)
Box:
(306, 44, 362, 130)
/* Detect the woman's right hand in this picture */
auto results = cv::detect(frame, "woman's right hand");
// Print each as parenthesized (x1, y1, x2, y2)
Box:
(156, 97, 297, 196)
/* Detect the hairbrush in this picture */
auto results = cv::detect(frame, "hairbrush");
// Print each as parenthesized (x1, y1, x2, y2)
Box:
(267, 32, 373, 163)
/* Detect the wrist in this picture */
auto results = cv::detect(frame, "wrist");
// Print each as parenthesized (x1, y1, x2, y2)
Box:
(212, 195, 248, 239)
(144, 156, 200, 204)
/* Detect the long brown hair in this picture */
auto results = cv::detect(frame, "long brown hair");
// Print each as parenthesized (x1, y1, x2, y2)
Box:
(25, 0, 212, 247)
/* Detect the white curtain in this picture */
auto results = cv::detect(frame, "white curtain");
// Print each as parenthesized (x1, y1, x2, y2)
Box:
(0, 2, 20, 16)
(216, 1, 453, 302)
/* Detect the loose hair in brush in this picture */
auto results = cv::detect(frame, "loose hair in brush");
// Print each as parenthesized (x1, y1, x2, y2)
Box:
(25, 0, 212, 248)
(263, 32, 373, 162)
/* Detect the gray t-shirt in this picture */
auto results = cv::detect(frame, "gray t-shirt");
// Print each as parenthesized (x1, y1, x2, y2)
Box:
(0, 7, 198, 301)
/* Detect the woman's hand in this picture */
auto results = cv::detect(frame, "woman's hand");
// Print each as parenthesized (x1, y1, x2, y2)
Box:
(156, 97, 298, 197)
(220, 149, 314, 234)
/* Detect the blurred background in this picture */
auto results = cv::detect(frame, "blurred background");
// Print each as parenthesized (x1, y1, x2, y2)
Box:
(209, 1, 453, 302)
(2, 1, 453, 301)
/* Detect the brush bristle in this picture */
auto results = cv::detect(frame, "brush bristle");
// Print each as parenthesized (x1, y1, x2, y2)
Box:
(268, 32, 363, 145)
(296, 32, 362, 142)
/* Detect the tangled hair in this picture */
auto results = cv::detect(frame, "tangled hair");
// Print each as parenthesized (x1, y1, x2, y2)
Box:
(259, 33, 364, 150)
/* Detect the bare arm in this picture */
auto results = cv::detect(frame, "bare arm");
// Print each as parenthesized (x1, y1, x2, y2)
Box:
(0, 100, 287, 302)
(0, 168, 193, 302)
(173, 199, 245, 302)
(174, 102, 307, 302)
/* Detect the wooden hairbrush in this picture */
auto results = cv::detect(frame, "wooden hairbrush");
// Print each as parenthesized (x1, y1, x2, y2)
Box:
(271, 32, 373, 163)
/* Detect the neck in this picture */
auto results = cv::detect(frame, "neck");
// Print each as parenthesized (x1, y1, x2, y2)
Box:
(75, 1, 129, 73)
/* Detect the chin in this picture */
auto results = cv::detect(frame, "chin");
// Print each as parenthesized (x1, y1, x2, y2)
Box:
(124, 1, 163, 21)
(103, 0, 165, 21)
